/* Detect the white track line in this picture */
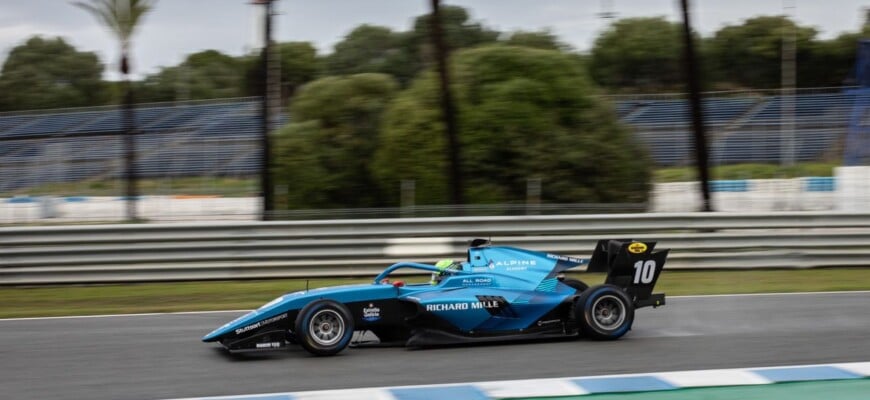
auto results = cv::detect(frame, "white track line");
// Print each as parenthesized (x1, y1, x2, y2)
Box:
(161, 361, 870, 400)
(0, 290, 868, 322)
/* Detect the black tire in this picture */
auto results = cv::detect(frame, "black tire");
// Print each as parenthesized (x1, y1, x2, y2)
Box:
(294, 300, 354, 356)
(575, 284, 634, 340)
(562, 278, 589, 293)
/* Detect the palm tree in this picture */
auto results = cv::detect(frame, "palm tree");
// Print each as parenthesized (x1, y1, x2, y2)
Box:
(74, 0, 155, 221)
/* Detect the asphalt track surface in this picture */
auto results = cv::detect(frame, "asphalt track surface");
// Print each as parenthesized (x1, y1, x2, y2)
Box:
(1, 291, 868, 400)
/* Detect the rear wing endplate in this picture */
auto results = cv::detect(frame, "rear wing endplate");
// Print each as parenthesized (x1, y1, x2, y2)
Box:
(587, 239, 668, 308)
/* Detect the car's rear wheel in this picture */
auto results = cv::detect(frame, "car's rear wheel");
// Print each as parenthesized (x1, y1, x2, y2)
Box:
(295, 300, 354, 356)
(575, 284, 634, 340)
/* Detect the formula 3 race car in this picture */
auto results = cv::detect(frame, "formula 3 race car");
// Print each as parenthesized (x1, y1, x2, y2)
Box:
(203, 239, 668, 356)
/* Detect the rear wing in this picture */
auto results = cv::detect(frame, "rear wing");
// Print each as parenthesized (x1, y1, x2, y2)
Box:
(587, 239, 668, 308)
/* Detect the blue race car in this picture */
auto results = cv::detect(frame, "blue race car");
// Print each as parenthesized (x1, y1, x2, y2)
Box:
(203, 239, 668, 356)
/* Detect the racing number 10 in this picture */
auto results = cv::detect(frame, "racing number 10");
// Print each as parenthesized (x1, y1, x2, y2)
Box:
(633, 260, 656, 284)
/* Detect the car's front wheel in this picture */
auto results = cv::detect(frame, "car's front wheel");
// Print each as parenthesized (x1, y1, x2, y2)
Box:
(295, 300, 354, 356)
(575, 284, 634, 340)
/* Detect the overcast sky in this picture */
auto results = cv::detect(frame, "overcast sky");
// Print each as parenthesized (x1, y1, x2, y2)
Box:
(0, 0, 866, 79)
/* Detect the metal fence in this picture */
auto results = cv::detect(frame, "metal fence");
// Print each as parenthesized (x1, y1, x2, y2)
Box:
(2, 212, 869, 285)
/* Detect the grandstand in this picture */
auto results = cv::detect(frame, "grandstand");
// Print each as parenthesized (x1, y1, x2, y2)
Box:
(621, 90, 858, 165)
(0, 98, 274, 193)
(0, 89, 864, 194)
(844, 40, 870, 165)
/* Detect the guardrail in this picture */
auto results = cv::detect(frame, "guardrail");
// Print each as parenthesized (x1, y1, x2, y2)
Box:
(2, 212, 869, 285)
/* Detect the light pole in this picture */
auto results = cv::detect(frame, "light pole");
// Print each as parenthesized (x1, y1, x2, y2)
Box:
(253, 0, 276, 220)
(429, 0, 463, 207)
(678, 0, 713, 212)
(780, 0, 797, 167)
(598, 0, 617, 20)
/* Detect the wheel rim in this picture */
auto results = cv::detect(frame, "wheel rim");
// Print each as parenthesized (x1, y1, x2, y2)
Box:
(308, 309, 345, 346)
(591, 295, 626, 330)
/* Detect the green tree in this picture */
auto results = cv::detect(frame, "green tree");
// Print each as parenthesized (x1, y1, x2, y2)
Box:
(373, 45, 650, 206)
(589, 17, 685, 91)
(273, 74, 399, 209)
(708, 16, 816, 89)
(134, 67, 179, 103)
(0, 36, 107, 111)
(136, 42, 319, 104)
(324, 25, 409, 77)
(276, 41, 320, 98)
(137, 50, 244, 102)
(410, 5, 500, 53)
(405, 5, 499, 76)
(504, 29, 568, 51)
(181, 50, 244, 99)
(802, 26, 870, 87)
(242, 41, 321, 104)
(324, 6, 499, 86)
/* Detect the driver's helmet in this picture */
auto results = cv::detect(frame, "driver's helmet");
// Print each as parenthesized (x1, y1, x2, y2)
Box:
(431, 259, 462, 285)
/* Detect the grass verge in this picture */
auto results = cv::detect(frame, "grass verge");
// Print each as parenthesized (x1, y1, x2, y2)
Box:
(654, 162, 838, 183)
(2, 176, 257, 197)
(0, 268, 868, 318)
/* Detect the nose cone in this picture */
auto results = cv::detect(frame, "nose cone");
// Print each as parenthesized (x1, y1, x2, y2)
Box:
(203, 322, 235, 341)
(202, 330, 221, 342)
(202, 310, 259, 342)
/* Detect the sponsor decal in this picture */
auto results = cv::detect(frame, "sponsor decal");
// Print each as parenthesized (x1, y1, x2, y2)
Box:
(546, 253, 585, 264)
(536, 319, 561, 327)
(475, 300, 500, 309)
(461, 277, 493, 287)
(234, 313, 288, 335)
(235, 323, 260, 335)
(362, 303, 381, 322)
(628, 242, 648, 254)
(425, 300, 500, 312)
(426, 303, 468, 312)
(483, 259, 536, 271)
(255, 342, 283, 349)
(494, 260, 536, 267)
(472, 261, 497, 273)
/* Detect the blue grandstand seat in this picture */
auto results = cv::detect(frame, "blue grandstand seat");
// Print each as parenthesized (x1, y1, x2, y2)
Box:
(0, 115, 38, 133)
(623, 97, 757, 126)
(71, 107, 173, 132)
(746, 93, 855, 124)
(2, 112, 103, 137)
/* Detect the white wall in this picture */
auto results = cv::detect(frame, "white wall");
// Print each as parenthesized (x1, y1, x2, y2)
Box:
(836, 166, 870, 211)
(651, 178, 837, 212)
